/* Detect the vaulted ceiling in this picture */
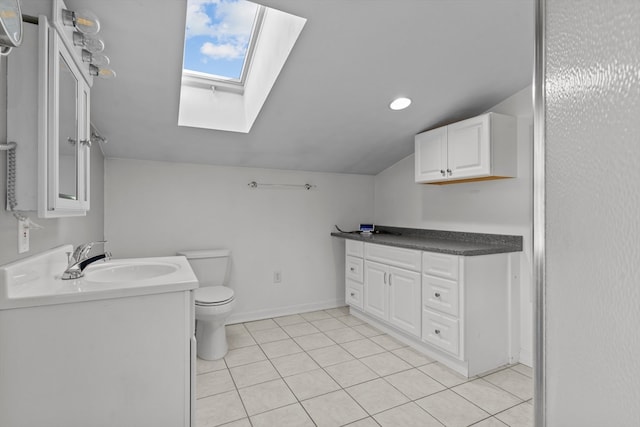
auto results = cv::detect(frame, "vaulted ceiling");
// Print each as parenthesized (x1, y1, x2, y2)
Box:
(67, 0, 534, 175)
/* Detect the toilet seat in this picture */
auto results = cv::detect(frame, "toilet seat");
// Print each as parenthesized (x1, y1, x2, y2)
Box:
(195, 286, 234, 306)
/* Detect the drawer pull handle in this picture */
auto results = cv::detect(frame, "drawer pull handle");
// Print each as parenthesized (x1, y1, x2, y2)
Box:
(434, 292, 441, 298)
(434, 329, 441, 335)
(350, 292, 355, 297)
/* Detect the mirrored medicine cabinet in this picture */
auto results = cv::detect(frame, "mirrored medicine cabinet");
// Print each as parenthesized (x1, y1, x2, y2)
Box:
(7, 12, 91, 218)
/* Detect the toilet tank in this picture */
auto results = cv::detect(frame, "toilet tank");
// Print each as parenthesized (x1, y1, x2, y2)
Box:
(177, 249, 230, 287)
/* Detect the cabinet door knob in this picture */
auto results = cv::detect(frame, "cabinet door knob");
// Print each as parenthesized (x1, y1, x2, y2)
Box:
(80, 139, 92, 147)
(440, 169, 445, 176)
(350, 292, 355, 297)
(446, 169, 452, 175)
(434, 292, 441, 298)
(434, 329, 441, 335)
(350, 267, 355, 272)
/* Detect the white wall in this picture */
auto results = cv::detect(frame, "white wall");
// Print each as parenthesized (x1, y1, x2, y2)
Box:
(104, 158, 374, 323)
(545, 0, 640, 425)
(0, 56, 105, 267)
(373, 86, 534, 365)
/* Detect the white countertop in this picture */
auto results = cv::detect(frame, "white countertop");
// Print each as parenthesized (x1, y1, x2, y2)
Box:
(0, 245, 199, 310)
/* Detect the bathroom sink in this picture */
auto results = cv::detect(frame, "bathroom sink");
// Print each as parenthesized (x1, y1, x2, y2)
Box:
(0, 245, 198, 309)
(84, 262, 180, 283)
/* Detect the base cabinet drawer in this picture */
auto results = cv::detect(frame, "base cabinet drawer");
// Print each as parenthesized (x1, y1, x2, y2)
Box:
(423, 274, 459, 317)
(346, 256, 364, 283)
(346, 279, 364, 310)
(422, 252, 459, 281)
(422, 309, 460, 357)
(346, 240, 364, 257)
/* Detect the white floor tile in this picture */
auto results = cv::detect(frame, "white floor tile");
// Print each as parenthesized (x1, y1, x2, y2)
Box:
(370, 334, 405, 351)
(218, 418, 251, 427)
(325, 306, 350, 317)
(471, 418, 509, 427)
(302, 390, 368, 427)
(250, 327, 289, 344)
(510, 363, 533, 378)
(483, 368, 533, 400)
(360, 351, 412, 376)
(495, 401, 534, 427)
(346, 378, 409, 415)
(197, 369, 235, 399)
(323, 327, 366, 344)
(229, 360, 279, 389)
(250, 403, 315, 427)
(259, 338, 303, 359)
(352, 323, 383, 337)
(294, 332, 336, 351)
(374, 402, 443, 427)
(284, 368, 341, 401)
(237, 378, 297, 416)
(196, 357, 227, 375)
(384, 368, 446, 400)
(324, 359, 379, 388)
(271, 351, 320, 377)
(244, 318, 279, 332)
(282, 322, 321, 337)
(416, 389, 489, 427)
(392, 346, 435, 367)
(340, 315, 366, 327)
(419, 362, 468, 388)
(452, 379, 522, 415)
(224, 345, 266, 368)
(341, 338, 386, 358)
(227, 332, 257, 350)
(311, 317, 348, 332)
(301, 310, 333, 321)
(273, 314, 307, 326)
(344, 417, 380, 426)
(196, 390, 247, 427)
(308, 344, 355, 367)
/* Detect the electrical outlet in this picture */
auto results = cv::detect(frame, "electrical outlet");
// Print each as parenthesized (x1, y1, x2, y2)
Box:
(18, 218, 29, 254)
(273, 271, 282, 283)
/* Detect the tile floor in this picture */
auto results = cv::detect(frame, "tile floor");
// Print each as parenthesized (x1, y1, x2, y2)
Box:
(196, 307, 533, 427)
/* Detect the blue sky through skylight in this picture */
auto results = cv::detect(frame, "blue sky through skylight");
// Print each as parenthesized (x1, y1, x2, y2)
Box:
(183, 0, 259, 80)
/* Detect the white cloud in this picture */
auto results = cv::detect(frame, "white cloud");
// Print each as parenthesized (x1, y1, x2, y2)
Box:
(185, 0, 257, 42)
(200, 41, 244, 60)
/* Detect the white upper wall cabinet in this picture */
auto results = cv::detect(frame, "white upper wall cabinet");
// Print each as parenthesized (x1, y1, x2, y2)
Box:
(7, 16, 91, 218)
(415, 112, 517, 184)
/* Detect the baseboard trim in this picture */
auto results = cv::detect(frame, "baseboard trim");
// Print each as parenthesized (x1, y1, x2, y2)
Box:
(227, 298, 346, 325)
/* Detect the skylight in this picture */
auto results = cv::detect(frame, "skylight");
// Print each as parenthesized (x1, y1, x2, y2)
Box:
(183, 0, 264, 85)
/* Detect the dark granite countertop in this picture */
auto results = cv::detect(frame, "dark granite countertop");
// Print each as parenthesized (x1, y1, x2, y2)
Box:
(331, 226, 522, 256)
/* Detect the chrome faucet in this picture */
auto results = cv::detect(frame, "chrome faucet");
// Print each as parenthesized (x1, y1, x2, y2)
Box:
(62, 241, 112, 280)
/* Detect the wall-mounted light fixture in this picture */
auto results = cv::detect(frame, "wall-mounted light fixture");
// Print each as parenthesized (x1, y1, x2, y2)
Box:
(0, 0, 23, 55)
(61, 5, 116, 79)
(61, 8, 100, 34)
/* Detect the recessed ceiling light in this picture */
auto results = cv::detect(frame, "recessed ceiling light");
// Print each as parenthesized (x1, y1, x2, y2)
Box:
(389, 97, 412, 110)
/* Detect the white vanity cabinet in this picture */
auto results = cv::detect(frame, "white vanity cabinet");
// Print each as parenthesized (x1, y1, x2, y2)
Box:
(342, 239, 512, 377)
(363, 244, 422, 337)
(415, 112, 517, 184)
(421, 251, 510, 376)
(345, 240, 364, 309)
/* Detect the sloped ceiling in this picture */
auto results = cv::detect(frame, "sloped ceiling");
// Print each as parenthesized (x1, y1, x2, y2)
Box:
(68, 0, 534, 175)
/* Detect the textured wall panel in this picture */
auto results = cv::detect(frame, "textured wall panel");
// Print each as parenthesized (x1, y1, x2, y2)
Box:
(545, 0, 640, 425)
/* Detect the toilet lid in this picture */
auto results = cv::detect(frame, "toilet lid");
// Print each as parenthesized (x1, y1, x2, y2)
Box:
(195, 286, 234, 306)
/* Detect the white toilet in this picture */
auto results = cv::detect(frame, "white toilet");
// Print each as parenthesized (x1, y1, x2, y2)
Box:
(177, 249, 236, 360)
